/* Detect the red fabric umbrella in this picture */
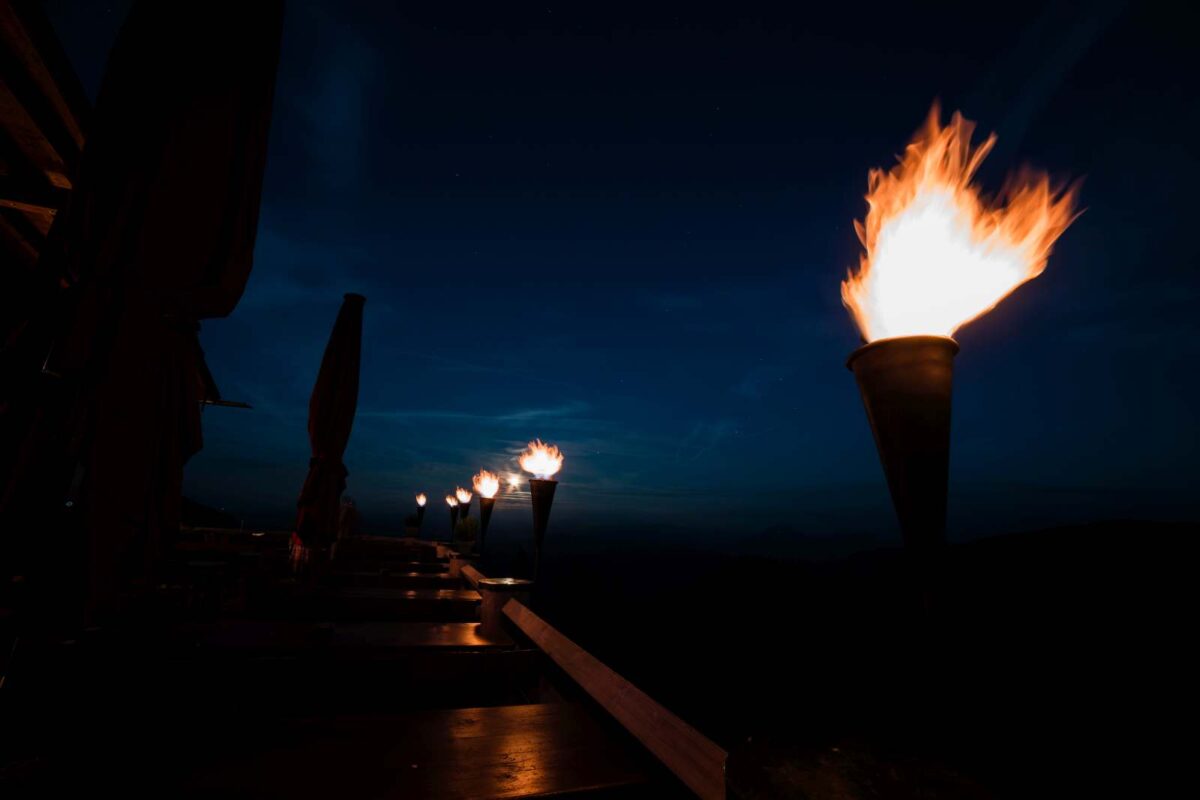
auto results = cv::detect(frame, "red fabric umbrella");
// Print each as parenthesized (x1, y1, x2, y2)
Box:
(293, 294, 366, 564)
(0, 1, 283, 624)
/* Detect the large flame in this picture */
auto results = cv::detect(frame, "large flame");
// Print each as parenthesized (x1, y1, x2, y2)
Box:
(445, 494, 458, 508)
(455, 487, 472, 504)
(473, 470, 500, 499)
(841, 105, 1078, 342)
(415, 492, 427, 507)
(519, 439, 564, 479)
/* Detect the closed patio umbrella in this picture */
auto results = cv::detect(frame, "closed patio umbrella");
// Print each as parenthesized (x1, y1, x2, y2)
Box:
(292, 293, 366, 571)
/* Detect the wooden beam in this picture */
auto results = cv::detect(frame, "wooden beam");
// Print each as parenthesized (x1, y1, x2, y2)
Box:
(460, 563, 485, 589)
(0, 77, 70, 188)
(0, 2, 87, 168)
(504, 599, 727, 800)
(0, 207, 37, 267)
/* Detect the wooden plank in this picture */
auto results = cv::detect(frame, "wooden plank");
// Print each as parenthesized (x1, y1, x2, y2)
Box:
(325, 587, 481, 621)
(0, 72, 70, 187)
(0, 2, 87, 150)
(461, 563, 484, 589)
(504, 599, 727, 800)
(186, 620, 512, 651)
(333, 570, 461, 590)
(333, 559, 448, 574)
(333, 587, 480, 603)
(331, 622, 511, 649)
(0, 207, 37, 266)
(182, 704, 649, 798)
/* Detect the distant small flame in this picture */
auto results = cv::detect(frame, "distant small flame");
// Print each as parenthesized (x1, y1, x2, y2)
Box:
(506, 474, 522, 491)
(841, 104, 1078, 341)
(445, 494, 458, 508)
(455, 487, 472, 504)
(415, 492, 427, 507)
(519, 439, 564, 479)
(473, 470, 500, 499)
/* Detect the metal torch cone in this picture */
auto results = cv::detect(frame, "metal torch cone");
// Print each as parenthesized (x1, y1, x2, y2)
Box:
(478, 496, 496, 553)
(847, 335, 958, 554)
(416, 504, 426, 535)
(449, 506, 459, 542)
(460, 499, 471, 523)
(529, 479, 558, 583)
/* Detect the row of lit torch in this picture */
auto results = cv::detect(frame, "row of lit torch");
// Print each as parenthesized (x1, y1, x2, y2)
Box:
(410, 104, 1078, 600)
(410, 440, 564, 580)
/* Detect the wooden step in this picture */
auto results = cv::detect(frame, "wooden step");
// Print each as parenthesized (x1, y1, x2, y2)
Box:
(332, 570, 462, 590)
(323, 587, 481, 621)
(180, 703, 651, 798)
(186, 620, 512, 652)
(332, 559, 449, 574)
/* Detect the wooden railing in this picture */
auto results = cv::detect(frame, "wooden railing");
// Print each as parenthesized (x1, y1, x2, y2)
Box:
(503, 598, 727, 800)
(460, 563, 484, 589)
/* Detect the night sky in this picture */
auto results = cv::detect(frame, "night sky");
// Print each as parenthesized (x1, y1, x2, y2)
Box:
(46, 2, 1199, 548)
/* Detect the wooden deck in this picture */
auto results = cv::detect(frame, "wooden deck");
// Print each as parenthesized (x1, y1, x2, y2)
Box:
(3, 532, 722, 798)
(179, 704, 650, 798)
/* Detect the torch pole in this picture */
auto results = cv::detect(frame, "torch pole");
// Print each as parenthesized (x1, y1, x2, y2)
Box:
(449, 505, 459, 544)
(848, 335, 958, 612)
(416, 504, 426, 537)
(529, 479, 558, 584)
(478, 496, 496, 555)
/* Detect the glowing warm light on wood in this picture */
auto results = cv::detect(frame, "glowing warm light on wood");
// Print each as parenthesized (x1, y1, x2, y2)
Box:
(841, 105, 1078, 341)
(473, 470, 500, 499)
(519, 439, 564, 480)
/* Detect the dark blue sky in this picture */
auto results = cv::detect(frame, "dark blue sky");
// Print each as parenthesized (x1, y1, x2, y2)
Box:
(47, 1, 1199, 547)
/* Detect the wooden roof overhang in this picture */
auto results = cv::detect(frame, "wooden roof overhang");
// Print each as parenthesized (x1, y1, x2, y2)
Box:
(0, 0, 88, 271)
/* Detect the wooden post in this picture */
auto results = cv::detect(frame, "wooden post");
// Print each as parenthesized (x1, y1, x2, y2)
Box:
(448, 551, 474, 579)
(477, 578, 532, 638)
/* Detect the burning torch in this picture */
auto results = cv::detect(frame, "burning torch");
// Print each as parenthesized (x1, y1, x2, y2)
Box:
(455, 486, 473, 526)
(415, 492, 427, 535)
(445, 494, 459, 542)
(841, 106, 1077, 580)
(473, 470, 500, 553)
(519, 439, 564, 583)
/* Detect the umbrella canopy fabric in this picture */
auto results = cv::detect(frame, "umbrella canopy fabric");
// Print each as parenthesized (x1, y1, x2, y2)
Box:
(294, 294, 366, 552)
(0, 1, 284, 623)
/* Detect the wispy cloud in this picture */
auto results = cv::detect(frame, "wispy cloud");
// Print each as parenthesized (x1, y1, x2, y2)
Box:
(732, 363, 792, 399)
(675, 419, 738, 463)
(402, 352, 577, 388)
(290, 3, 379, 188)
(358, 401, 591, 425)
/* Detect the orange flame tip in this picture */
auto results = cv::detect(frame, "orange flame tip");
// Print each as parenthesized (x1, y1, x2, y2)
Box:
(473, 470, 500, 499)
(841, 104, 1079, 342)
(519, 439, 564, 479)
